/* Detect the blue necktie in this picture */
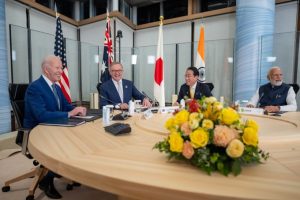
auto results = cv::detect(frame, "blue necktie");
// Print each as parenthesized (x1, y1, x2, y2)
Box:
(52, 84, 61, 110)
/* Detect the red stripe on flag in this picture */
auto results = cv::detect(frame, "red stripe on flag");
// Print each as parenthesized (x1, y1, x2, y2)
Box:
(61, 71, 70, 87)
(59, 80, 71, 103)
(154, 58, 163, 85)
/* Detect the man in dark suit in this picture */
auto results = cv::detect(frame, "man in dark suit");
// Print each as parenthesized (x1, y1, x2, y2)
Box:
(176, 66, 212, 104)
(24, 55, 86, 199)
(100, 62, 151, 109)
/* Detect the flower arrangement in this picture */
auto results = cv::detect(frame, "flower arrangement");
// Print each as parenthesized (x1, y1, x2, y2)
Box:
(154, 97, 269, 176)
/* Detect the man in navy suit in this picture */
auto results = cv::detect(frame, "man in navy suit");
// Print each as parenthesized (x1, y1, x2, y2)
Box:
(176, 66, 212, 104)
(100, 62, 152, 109)
(24, 55, 86, 199)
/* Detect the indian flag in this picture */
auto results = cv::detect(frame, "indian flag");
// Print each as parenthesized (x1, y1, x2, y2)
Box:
(195, 24, 206, 82)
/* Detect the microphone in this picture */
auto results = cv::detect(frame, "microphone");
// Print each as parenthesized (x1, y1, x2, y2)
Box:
(99, 94, 118, 106)
(256, 92, 264, 108)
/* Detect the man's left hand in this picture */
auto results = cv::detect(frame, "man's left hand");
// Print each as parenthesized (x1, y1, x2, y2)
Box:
(264, 105, 280, 113)
(142, 98, 152, 108)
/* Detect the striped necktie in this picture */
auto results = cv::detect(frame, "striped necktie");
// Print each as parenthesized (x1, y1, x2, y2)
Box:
(52, 84, 61, 110)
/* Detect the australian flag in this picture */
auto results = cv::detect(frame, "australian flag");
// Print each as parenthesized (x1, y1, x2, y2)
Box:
(100, 11, 113, 84)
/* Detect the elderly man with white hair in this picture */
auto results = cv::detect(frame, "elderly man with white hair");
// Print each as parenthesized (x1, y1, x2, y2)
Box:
(247, 66, 297, 112)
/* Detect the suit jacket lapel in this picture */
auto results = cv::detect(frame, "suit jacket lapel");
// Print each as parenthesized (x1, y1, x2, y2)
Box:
(122, 80, 129, 103)
(110, 80, 122, 103)
(195, 82, 203, 99)
(184, 84, 190, 97)
(39, 76, 60, 110)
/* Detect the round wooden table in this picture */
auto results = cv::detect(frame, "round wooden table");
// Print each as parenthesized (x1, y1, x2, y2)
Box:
(28, 112, 300, 200)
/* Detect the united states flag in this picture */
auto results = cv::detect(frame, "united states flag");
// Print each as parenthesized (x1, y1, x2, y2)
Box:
(100, 11, 113, 83)
(54, 14, 71, 103)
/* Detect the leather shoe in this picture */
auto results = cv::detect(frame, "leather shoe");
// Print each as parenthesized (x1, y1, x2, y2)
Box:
(39, 178, 62, 199)
(73, 182, 81, 187)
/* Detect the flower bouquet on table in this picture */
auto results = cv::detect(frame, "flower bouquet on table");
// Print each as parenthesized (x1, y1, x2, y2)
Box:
(154, 97, 269, 176)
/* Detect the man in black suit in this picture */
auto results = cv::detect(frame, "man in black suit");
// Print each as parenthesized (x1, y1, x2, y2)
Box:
(176, 66, 212, 104)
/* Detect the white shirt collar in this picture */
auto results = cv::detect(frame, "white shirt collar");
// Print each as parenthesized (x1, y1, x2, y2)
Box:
(190, 82, 197, 90)
(112, 79, 122, 88)
(42, 74, 56, 90)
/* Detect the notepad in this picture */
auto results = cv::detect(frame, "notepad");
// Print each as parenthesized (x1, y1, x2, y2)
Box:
(39, 118, 86, 127)
(71, 109, 103, 122)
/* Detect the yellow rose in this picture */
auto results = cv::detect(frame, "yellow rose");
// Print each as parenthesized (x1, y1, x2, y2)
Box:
(204, 96, 217, 104)
(220, 107, 240, 125)
(242, 127, 258, 147)
(189, 118, 199, 130)
(189, 112, 199, 121)
(213, 101, 223, 111)
(168, 132, 184, 152)
(174, 110, 189, 126)
(203, 103, 212, 119)
(245, 119, 259, 132)
(189, 128, 209, 148)
(202, 119, 214, 130)
(165, 117, 175, 130)
(226, 139, 245, 158)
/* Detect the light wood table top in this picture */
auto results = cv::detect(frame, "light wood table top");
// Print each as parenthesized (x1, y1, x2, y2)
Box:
(28, 112, 300, 200)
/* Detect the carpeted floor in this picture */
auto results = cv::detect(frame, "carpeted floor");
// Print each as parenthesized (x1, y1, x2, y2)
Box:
(0, 152, 117, 200)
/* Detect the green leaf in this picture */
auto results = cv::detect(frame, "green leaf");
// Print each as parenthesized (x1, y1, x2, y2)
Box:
(210, 153, 219, 163)
(231, 160, 242, 176)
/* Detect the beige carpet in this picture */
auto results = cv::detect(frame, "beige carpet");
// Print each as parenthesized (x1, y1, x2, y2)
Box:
(0, 152, 117, 200)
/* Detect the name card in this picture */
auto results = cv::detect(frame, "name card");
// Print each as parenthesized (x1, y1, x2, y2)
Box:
(238, 107, 264, 115)
(143, 109, 153, 120)
(158, 106, 179, 114)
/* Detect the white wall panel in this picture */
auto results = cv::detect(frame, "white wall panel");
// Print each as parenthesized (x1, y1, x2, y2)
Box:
(275, 1, 297, 33)
(30, 9, 77, 40)
(80, 21, 107, 45)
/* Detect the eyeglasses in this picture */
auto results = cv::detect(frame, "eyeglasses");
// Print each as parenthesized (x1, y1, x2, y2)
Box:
(185, 75, 195, 78)
(272, 74, 283, 77)
(111, 70, 123, 73)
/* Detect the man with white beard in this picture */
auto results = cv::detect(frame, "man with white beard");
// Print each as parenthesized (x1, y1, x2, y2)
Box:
(247, 66, 297, 112)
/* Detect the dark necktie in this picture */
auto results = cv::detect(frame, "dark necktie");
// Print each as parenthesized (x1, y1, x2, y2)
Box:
(52, 84, 61, 110)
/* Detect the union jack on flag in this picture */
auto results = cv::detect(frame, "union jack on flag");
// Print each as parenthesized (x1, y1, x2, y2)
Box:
(54, 13, 71, 103)
(100, 10, 113, 84)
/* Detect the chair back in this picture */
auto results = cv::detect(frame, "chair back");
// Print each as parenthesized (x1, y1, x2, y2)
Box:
(204, 83, 214, 92)
(289, 83, 299, 94)
(9, 84, 29, 129)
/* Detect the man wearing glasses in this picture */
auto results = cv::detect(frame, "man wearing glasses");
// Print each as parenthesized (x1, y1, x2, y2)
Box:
(247, 66, 297, 112)
(100, 62, 151, 109)
(175, 66, 212, 104)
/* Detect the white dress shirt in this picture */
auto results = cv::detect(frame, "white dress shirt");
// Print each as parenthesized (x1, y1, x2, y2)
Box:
(248, 87, 297, 111)
(112, 79, 123, 103)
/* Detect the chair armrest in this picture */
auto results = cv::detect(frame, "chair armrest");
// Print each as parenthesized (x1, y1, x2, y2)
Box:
(17, 128, 31, 156)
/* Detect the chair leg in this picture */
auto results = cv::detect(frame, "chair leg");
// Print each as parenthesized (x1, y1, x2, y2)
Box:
(28, 167, 48, 196)
(3, 167, 37, 187)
